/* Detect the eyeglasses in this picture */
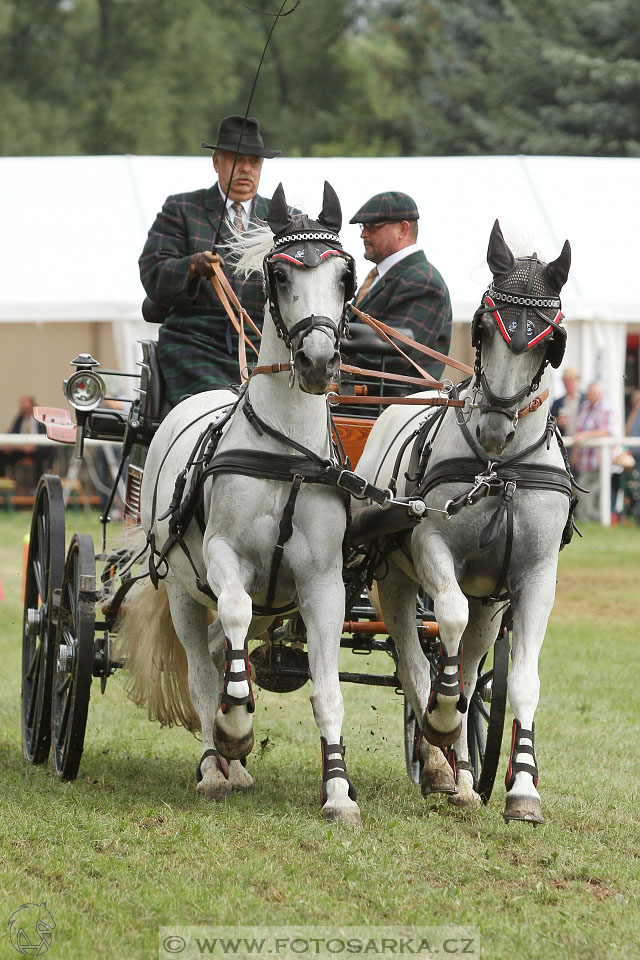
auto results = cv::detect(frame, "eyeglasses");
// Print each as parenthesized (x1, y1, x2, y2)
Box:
(359, 221, 395, 236)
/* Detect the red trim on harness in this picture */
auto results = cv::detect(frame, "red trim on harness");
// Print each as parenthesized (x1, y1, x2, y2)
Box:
(271, 249, 342, 266)
(486, 295, 559, 351)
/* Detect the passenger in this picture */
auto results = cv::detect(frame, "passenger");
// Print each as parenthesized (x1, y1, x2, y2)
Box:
(348, 192, 452, 395)
(139, 115, 280, 407)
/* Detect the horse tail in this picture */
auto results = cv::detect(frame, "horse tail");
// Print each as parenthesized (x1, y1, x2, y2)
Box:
(117, 579, 201, 733)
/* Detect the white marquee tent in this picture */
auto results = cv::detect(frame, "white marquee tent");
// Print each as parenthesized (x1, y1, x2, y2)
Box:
(1, 155, 637, 430)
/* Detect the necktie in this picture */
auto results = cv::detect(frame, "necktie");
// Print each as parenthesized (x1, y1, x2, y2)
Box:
(231, 201, 245, 232)
(355, 267, 378, 305)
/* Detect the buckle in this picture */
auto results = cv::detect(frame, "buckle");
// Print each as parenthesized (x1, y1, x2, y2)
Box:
(336, 469, 369, 498)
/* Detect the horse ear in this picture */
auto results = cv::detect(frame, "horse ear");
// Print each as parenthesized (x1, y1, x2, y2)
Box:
(267, 183, 292, 235)
(487, 219, 515, 277)
(544, 239, 571, 292)
(317, 181, 342, 233)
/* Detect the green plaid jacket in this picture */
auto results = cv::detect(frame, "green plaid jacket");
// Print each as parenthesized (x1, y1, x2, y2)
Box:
(139, 185, 271, 405)
(351, 250, 452, 396)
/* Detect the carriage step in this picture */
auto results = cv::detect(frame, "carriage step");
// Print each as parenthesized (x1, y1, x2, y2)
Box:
(342, 620, 439, 638)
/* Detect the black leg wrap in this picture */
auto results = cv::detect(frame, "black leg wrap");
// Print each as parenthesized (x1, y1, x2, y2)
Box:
(220, 637, 255, 714)
(320, 736, 357, 805)
(427, 644, 467, 714)
(505, 719, 539, 790)
(196, 748, 229, 783)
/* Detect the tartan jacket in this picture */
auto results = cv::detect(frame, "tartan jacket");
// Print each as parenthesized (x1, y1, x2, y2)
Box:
(139, 184, 271, 322)
(353, 249, 452, 388)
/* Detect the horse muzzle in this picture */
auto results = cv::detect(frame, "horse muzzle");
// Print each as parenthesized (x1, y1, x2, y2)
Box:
(477, 407, 517, 456)
(293, 340, 341, 395)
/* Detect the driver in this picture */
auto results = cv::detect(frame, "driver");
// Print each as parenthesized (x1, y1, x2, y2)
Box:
(139, 115, 280, 407)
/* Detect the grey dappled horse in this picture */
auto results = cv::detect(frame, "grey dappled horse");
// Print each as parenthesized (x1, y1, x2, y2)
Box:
(126, 183, 361, 824)
(356, 221, 573, 824)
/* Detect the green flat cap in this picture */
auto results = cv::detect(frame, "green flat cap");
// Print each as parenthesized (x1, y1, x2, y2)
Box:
(349, 191, 419, 224)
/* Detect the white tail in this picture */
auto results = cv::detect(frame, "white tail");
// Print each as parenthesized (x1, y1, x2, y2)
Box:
(117, 579, 201, 732)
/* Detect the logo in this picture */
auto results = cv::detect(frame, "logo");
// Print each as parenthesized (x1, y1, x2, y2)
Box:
(8, 903, 56, 956)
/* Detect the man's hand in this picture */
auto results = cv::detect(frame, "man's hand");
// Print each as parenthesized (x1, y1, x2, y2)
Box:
(189, 251, 224, 278)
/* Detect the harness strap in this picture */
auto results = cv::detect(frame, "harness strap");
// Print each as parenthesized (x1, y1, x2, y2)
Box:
(264, 475, 303, 613)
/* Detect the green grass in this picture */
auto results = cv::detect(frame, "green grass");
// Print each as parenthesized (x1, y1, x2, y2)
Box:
(0, 512, 639, 959)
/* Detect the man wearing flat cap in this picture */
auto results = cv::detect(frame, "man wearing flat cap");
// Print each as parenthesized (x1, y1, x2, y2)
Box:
(349, 191, 452, 393)
(139, 115, 280, 406)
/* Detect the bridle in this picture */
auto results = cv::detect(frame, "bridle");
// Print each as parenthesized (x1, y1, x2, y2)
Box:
(262, 230, 356, 354)
(471, 254, 567, 422)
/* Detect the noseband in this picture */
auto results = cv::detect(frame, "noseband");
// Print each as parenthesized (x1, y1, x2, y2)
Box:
(263, 230, 356, 353)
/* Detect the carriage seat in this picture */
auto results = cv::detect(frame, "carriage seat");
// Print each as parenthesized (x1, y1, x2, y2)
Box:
(138, 339, 172, 424)
(142, 297, 170, 324)
(341, 322, 414, 359)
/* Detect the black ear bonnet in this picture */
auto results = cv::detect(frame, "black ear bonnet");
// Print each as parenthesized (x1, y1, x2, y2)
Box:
(264, 181, 357, 304)
(472, 222, 571, 370)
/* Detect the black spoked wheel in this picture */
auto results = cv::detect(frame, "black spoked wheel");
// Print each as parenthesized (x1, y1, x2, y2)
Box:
(470, 629, 510, 803)
(21, 475, 66, 764)
(52, 534, 96, 780)
(403, 697, 423, 785)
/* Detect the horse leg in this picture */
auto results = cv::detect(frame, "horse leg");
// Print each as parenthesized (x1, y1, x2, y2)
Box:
(208, 618, 254, 793)
(415, 537, 469, 748)
(164, 583, 231, 801)
(297, 573, 360, 827)
(376, 563, 456, 797)
(503, 574, 556, 825)
(447, 600, 499, 809)
(208, 554, 256, 762)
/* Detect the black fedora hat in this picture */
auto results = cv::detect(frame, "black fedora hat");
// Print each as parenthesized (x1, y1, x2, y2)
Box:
(201, 115, 280, 159)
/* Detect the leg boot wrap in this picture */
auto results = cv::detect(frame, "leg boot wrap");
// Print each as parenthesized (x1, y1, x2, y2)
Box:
(320, 737, 357, 806)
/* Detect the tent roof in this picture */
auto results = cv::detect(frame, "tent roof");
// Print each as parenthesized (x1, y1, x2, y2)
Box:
(1, 154, 637, 323)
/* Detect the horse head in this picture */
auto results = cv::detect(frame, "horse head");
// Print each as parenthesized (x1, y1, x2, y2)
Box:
(264, 181, 356, 394)
(471, 219, 571, 455)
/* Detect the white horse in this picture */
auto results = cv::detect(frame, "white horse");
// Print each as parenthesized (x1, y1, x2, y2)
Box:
(356, 221, 573, 823)
(123, 183, 361, 825)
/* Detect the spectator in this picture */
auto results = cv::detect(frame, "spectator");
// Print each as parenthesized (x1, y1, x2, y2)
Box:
(625, 388, 640, 524)
(551, 366, 582, 436)
(2, 395, 51, 491)
(571, 382, 613, 523)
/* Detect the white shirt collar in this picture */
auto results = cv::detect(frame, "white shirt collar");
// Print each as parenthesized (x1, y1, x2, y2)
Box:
(371, 244, 420, 287)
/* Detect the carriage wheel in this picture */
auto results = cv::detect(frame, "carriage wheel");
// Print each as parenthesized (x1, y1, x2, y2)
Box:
(403, 698, 423, 785)
(470, 629, 509, 803)
(51, 534, 96, 780)
(21, 475, 66, 765)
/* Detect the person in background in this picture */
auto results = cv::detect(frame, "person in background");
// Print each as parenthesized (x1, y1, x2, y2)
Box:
(139, 115, 280, 406)
(3, 395, 50, 490)
(625, 388, 640, 524)
(551, 366, 582, 435)
(347, 191, 452, 395)
(571, 381, 613, 523)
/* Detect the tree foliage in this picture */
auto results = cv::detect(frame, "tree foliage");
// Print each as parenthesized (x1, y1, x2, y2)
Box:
(0, 0, 638, 157)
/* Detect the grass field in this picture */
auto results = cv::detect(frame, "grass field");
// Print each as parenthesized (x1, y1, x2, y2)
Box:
(0, 510, 639, 960)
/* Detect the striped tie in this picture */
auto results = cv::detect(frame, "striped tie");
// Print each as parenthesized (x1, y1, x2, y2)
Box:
(355, 267, 378, 305)
(231, 201, 245, 232)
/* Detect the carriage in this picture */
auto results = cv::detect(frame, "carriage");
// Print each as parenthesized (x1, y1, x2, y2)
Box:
(21, 332, 507, 798)
(21, 191, 572, 826)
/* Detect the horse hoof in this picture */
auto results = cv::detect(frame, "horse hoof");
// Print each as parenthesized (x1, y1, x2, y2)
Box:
(196, 775, 232, 802)
(421, 764, 457, 797)
(214, 725, 254, 760)
(503, 794, 544, 825)
(421, 712, 462, 748)
(448, 789, 482, 809)
(226, 759, 255, 792)
(322, 804, 362, 828)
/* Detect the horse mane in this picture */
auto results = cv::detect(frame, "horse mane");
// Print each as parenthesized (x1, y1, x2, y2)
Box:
(227, 222, 275, 279)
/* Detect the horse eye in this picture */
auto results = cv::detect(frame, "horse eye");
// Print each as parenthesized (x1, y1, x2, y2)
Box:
(273, 268, 287, 284)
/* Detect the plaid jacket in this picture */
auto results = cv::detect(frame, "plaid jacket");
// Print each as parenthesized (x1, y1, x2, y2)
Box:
(350, 250, 452, 394)
(138, 185, 271, 404)
(139, 184, 270, 319)
(572, 398, 614, 474)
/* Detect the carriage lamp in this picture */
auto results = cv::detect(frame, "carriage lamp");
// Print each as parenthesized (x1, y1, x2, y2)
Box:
(64, 355, 105, 412)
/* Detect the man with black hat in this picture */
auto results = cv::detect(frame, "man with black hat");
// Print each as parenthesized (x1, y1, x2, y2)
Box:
(139, 115, 281, 406)
(348, 191, 452, 394)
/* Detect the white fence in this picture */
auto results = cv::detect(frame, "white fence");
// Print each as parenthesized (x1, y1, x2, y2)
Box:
(1, 433, 639, 526)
